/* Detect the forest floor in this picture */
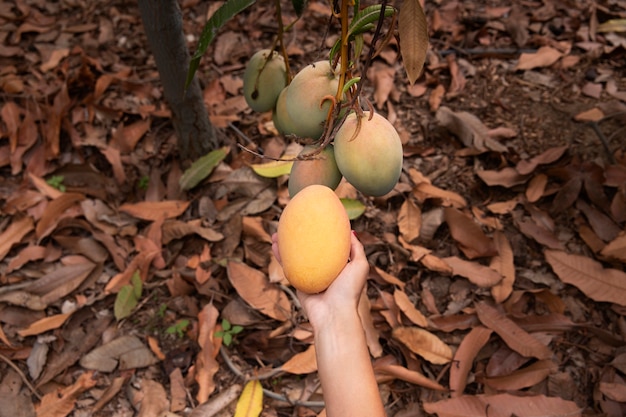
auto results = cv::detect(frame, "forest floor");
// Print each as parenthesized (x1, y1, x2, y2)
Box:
(1, 0, 626, 416)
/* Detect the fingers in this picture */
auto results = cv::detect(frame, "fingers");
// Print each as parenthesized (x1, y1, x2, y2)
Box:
(348, 231, 366, 264)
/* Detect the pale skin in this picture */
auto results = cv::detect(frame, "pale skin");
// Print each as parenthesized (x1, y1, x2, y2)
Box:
(272, 231, 386, 417)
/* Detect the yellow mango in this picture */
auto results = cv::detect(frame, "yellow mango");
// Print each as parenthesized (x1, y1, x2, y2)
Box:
(277, 184, 351, 294)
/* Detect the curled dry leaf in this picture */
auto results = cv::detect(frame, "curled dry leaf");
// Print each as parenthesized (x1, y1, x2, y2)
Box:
(392, 326, 453, 365)
(413, 182, 467, 208)
(600, 232, 626, 262)
(515, 46, 563, 70)
(281, 344, 317, 374)
(119, 200, 190, 221)
(476, 168, 529, 188)
(0, 215, 34, 261)
(374, 362, 446, 391)
(394, 289, 428, 327)
(475, 301, 552, 360)
(515, 145, 568, 175)
(489, 231, 515, 303)
(449, 326, 492, 397)
(480, 359, 558, 391)
(435, 106, 508, 153)
(196, 303, 221, 403)
(36, 192, 85, 240)
(36, 371, 97, 417)
(544, 250, 626, 307)
(398, 198, 422, 243)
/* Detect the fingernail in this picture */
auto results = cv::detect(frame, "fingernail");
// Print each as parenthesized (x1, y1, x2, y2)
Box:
(352, 230, 358, 237)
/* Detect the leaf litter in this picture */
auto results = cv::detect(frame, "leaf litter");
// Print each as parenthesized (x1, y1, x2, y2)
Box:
(0, 0, 625, 416)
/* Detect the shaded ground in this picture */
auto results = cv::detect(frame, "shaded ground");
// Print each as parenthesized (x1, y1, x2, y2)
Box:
(1, 0, 626, 416)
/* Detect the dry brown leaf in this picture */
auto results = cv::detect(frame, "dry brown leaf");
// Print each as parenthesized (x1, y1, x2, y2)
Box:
(423, 393, 581, 417)
(490, 231, 515, 303)
(515, 145, 568, 175)
(196, 303, 221, 403)
(525, 173, 548, 202)
(544, 250, 626, 307)
(413, 182, 467, 208)
(373, 266, 406, 289)
(398, 198, 422, 243)
(162, 219, 223, 244)
(0, 215, 34, 261)
(24, 261, 96, 306)
(17, 313, 71, 337)
(480, 359, 557, 391)
(79, 334, 159, 372)
(227, 260, 291, 321)
(449, 326, 492, 397)
(392, 326, 453, 365)
(359, 288, 383, 358)
(514, 216, 564, 250)
(374, 361, 446, 391)
(476, 168, 529, 188)
(35, 192, 85, 240)
(600, 232, 626, 262)
(444, 207, 497, 259)
(119, 200, 190, 221)
(36, 371, 97, 417)
(599, 382, 626, 402)
(435, 106, 508, 152)
(515, 46, 562, 70)
(281, 344, 317, 374)
(475, 301, 552, 360)
(242, 216, 272, 244)
(136, 379, 169, 417)
(442, 256, 502, 288)
(394, 290, 428, 327)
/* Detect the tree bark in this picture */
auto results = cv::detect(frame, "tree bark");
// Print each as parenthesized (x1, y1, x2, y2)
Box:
(138, 0, 218, 160)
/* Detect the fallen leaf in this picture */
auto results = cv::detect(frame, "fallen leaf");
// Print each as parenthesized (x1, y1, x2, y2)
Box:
(0, 215, 34, 261)
(444, 207, 497, 259)
(435, 106, 507, 152)
(234, 380, 263, 417)
(119, 200, 190, 221)
(544, 250, 626, 307)
(599, 382, 626, 402)
(515, 145, 568, 175)
(515, 46, 562, 70)
(480, 359, 557, 391)
(600, 232, 626, 262)
(281, 344, 317, 374)
(442, 256, 502, 288)
(475, 301, 552, 360)
(476, 168, 529, 187)
(489, 231, 515, 303)
(79, 335, 159, 372)
(195, 302, 221, 403)
(36, 371, 97, 417)
(392, 326, 453, 365)
(17, 313, 72, 337)
(227, 260, 291, 321)
(449, 326, 492, 397)
(394, 290, 428, 327)
(398, 198, 422, 243)
(374, 360, 445, 391)
(35, 193, 85, 240)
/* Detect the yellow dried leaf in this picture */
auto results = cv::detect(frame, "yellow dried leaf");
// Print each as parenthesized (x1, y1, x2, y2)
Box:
(234, 380, 263, 417)
(392, 326, 453, 364)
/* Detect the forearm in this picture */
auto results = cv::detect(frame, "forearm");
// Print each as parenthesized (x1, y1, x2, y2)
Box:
(313, 309, 386, 417)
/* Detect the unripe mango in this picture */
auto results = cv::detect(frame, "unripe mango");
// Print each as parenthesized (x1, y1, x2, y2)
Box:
(285, 60, 340, 139)
(243, 49, 287, 113)
(334, 111, 403, 197)
(288, 144, 342, 197)
(272, 87, 298, 135)
(277, 184, 351, 294)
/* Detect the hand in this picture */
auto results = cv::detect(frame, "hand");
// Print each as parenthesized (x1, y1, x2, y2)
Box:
(271, 231, 369, 329)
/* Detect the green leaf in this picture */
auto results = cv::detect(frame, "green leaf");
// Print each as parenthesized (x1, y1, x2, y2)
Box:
(232, 325, 244, 334)
(223, 332, 233, 346)
(179, 146, 230, 190)
(186, 0, 257, 89)
(341, 198, 366, 220)
(114, 284, 138, 320)
(215, 330, 225, 338)
(291, 0, 307, 17)
(222, 318, 231, 331)
(348, 5, 395, 39)
(398, 0, 429, 85)
(131, 271, 142, 299)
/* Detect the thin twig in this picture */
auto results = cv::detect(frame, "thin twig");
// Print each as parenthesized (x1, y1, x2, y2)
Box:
(588, 121, 617, 164)
(0, 352, 42, 400)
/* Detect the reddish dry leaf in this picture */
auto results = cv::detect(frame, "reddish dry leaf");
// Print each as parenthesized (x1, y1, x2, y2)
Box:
(475, 301, 552, 360)
(515, 145, 568, 175)
(35, 192, 85, 240)
(281, 344, 317, 374)
(119, 200, 190, 221)
(515, 46, 562, 70)
(413, 182, 467, 208)
(392, 326, 453, 365)
(44, 83, 71, 159)
(574, 107, 604, 122)
(514, 216, 564, 250)
(481, 359, 557, 391)
(487, 197, 521, 215)
(444, 208, 497, 259)
(394, 290, 428, 327)
(227, 260, 291, 321)
(435, 106, 507, 152)
(449, 326, 492, 397)
(423, 393, 581, 417)
(601, 232, 626, 262)
(100, 146, 126, 184)
(576, 200, 620, 242)
(373, 266, 406, 289)
(36, 371, 97, 417)
(476, 168, 529, 188)
(374, 362, 446, 391)
(490, 231, 515, 303)
(525, 173, 548, 202)
(24, 261, 95, 306)
(398, 198, 422, 243)
(1, 101, 21, 152)
(162, 219, 223, 244)
(0, 215, 34, 261)
(136, 379, 169, 417)
(242, 216, 272, 244)
(196, 302, 221, 403)
(17, 313, 72, 337)
(442, 256, 502, 288)
(112, 119, 151, 153)
(544, 250, 626, 307)
(429, 84, 446, 112)
(369, 61, 396, 109)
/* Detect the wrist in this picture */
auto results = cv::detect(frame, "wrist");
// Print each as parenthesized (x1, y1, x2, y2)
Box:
(308, 305, 361, 334)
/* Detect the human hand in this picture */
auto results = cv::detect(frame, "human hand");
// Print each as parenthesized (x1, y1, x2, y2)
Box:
(271, 231, 369, 329)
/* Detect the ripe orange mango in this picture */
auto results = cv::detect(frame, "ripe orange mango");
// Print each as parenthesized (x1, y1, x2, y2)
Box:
(277, 184, 351, 294)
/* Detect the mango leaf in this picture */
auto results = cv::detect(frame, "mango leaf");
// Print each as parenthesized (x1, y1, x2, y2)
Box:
(398, 0, 429, 85)
(179, 146, 230, 190)
(186, 0, 256, 89)
(341, 198, 366, 219)
(392, 326, 453, 364)
(234, 380, 263, 417)
(250, 158, 294, 178)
